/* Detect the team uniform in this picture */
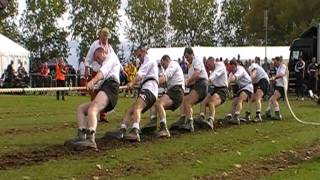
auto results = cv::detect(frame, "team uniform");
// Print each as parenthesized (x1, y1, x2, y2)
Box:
(97, 47, 122, 112)
(187, 57, 208, 103)
(249, 63, 270, 96)
(164, 60, 185, 110)
(137, 55, 159, 113)
(233, 65, 254, 99)
(208, 61, 228, 104)
(275, 64, 287, 98)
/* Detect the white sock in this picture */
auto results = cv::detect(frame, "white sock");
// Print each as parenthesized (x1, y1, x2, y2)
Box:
(200, 112, 205, 117)
(266, 107, 271, 111)
(150, 115, 157, 119)
(160, 118, 166, 124)
(309, 90, 314, 98)
(132, 122, 140, 129)
(274, 106, 280, 112)
(120, 123, 127, 129)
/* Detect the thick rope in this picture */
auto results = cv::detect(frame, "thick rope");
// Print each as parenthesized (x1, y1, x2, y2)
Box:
(0, 86, 128, 93)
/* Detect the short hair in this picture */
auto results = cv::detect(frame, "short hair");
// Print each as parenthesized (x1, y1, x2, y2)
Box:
(136, 45, 147, 52)
(229, 59, 237, 66)
(161, 55, 170, 61)
(207, 56, 214, 61)
(94, 47, 105, 54)
(275, 56, 282, 62)
(99, 27, 109, 37)
(184, 47, 194, 55)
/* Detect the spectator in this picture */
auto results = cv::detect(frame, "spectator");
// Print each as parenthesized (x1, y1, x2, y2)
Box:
(55, 57, 66, 100)
(40, 62, 50, 88)
(295, 57, 306, 100)
(307, 57, 318, 98)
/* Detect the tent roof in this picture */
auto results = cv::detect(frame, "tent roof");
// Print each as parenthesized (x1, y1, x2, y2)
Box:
(0, 33, 30, 57)
(147, 46, 290, 62)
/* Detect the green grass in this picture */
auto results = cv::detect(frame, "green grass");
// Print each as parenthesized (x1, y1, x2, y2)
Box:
(0, 94, 320, 179)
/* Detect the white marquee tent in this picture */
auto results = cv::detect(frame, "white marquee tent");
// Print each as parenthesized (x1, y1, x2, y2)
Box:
(0, 33, 30, 76)
(147, 46, 290, 63)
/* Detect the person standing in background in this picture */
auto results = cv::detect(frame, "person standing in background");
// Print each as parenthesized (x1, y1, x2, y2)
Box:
(56, 57, 66, 101)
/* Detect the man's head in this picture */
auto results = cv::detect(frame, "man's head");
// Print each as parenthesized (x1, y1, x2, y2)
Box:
(94, 47, 107, 64)
(273, 56, 282, 67)
(184, 47, 194, 64)
(229, 59, 238, 73)
(99, 27, 109, 43)
(135, 45, 147, 63)
(206, 57, 215, 71)
(160, 55, 171, 69)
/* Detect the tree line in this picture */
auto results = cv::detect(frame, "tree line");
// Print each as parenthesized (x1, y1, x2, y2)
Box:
(1, 0, 319, 62)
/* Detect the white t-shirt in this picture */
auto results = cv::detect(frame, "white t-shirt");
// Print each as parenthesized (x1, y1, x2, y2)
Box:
(85, 39, 113, 72)
(164, 60, 185, 90)
(234, 65, 253, 93)
(96, 47, 121, 87)
(275, 63, 288, 88)
(79, 61, 86, 78)
(248, 63, 269, 83)
(137, 55, 159, 98)
(187, 57, 208, 84)
(209, 61, 228, 88)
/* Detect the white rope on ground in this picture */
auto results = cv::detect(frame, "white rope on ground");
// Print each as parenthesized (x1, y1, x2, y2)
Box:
(284, 73, 320, 126)
(0, 86, 128, 93)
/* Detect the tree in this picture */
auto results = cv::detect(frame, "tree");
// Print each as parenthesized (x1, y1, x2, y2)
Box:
(20, 0, 69, 61)
(0, 0, 20, 42)
(246, 0, 320, 45)
(126, 0, 167, 49)
(217, 0, 250, 46)
(170, 0, 218, 46)
(69, 0, 120, 58)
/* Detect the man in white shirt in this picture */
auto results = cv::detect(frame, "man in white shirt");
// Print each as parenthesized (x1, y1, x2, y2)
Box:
(265, 57, 287, 120)
(65, 47, 121, 150)
(171, 47, 208, 132)
(85, 27, 112, 122)
(141, 55, 185, 138)
(196, 57, 229, 129)
(107, 46, 159, 142)
(247, 61, 270, 122)
(227, 59, 254, 125)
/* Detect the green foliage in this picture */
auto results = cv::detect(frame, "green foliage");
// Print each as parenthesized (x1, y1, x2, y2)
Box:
(69, 0, 120, 58)
(170, 0, 218, 46)
(217, 0, 250, 46)
(126, 0, 167, 51)
(218, 0, 320, 46)
(20, 0, 69, 61)
(0, 0, 21, 42)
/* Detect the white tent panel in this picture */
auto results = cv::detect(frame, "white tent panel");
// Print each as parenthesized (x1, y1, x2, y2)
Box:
(0, 33, 30, 76)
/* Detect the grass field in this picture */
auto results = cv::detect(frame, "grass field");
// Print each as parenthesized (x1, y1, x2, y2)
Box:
(0, 94, 320, 180)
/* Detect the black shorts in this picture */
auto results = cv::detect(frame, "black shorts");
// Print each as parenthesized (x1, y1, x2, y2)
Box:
(189, 79, 208, 104)
(254, 78, 269, 95)
(139, 89, 157, 113)
(275, 86, 285, 98)
(166, 85, 184, 111)
(99, 79, 120, 112)
(235, 89, 252, 101)
(209, 87, 229, 104)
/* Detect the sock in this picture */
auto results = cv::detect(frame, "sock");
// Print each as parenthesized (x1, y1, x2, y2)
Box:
(160, 118, 166, 124)
(150, 115, 157, 119)
(266, 107, 271, 111)
(208, 116, 214, 121)
(256, 111, 261, 115)
(132, 122, 140, 129)
(120, 123, 127, 129)
(274, 106, 280, 112)
(88, 128, 95, 133)
(199, 112, 205, 118)
(226, 113, 232, 117)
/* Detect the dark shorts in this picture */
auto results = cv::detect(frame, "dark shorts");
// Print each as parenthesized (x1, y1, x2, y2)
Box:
(234, 89, 252, 101)
(166, 85, 184, 111)
(275, 86, 285, 98)
(99, 79, 120, 112)
(139, 89, 157, 113)
(209, 87, 229, 104)
(189, 79, 208, 104)
(254, 78, 269, 95)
